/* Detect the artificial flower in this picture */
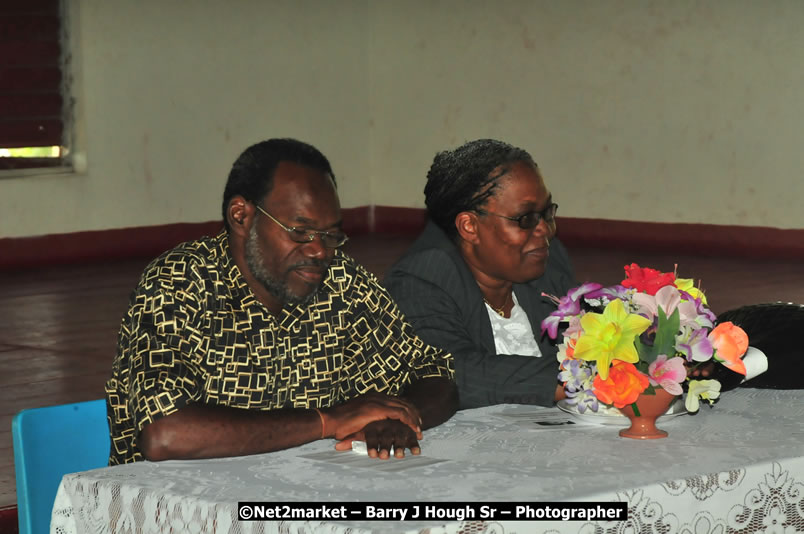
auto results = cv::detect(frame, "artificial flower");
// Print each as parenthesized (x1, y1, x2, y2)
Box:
(544, 264, 748, 418)
(709, 321, 749, 375)
(558, 359, 599, 413)
(541, 283, 602, 338)
(674, 277, 708, 306)
(647, 354, 687, 395)
(621, 263, 676, 296)
(565, 387, 600, 414)
(632, 285, 697, 327)
(556, 336, 578, 363)
(584, 285, 632, 308)
(685, 379, 721, 412)
(592, 360, 649, 408)
(573, 298, 652, 380)
(562, 314, 584, 339)
(686, 294, 716, 329)
(676, 326, 714, 362)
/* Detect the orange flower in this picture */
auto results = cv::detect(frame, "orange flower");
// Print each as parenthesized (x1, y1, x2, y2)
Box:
(592, 360, 650, 409)
(709, 322, 749, 375)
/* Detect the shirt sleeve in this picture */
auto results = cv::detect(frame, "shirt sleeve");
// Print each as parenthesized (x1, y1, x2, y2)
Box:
(339, 263, 454, 398)
(116, 271, 208, 435)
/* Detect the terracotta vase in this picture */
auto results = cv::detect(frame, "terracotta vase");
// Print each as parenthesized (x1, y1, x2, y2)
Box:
(617, 388, 677, 439)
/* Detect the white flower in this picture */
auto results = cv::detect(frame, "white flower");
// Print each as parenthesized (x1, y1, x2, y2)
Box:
(685, 379, 721, 412)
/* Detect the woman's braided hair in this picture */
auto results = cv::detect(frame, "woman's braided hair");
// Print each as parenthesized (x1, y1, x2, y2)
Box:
(424, 139, 535, 240)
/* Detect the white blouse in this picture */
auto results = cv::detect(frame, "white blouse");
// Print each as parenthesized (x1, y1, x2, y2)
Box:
(484, 293, 543, 357)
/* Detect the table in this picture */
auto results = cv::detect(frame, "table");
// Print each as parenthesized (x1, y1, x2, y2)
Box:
(51, 388, 804, 534)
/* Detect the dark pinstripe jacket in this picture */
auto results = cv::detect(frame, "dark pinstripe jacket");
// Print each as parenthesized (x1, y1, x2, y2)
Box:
(384, 221, 577, 409)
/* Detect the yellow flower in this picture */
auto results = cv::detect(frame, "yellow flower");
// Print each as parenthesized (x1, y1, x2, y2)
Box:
(674, 277, 708, 305)
(573, 299, 652, 380)
(685, 379, 721, 412)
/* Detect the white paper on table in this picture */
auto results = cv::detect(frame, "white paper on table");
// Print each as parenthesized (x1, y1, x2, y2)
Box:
(495, 409, 584, 429)
(300, 443, 449, 472)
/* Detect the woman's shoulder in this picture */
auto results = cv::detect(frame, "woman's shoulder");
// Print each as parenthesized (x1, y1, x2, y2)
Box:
(386, 223, 469, 282)
(387, 245, 465, 284)
(384, 225, 481, 306)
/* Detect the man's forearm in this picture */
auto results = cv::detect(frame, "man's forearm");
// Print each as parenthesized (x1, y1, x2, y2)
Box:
(139, 391, 427, 461)
(139, 403, 323, 461)
(402, 376, 458, 430)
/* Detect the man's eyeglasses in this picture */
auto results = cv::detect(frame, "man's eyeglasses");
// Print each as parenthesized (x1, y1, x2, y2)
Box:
(255, 205, 349, 248)
(474, 203, 558, 230)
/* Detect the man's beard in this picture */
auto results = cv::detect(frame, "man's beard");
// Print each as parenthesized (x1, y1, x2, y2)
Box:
(244, 224, 325, 308)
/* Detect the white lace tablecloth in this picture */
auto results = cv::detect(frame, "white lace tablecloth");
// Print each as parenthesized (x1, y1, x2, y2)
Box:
(51, 389, 804, 534)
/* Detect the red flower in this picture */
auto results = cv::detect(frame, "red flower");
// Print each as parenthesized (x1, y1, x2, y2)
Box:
(593, 360, 650, 409)
(621, 263, 676, 295)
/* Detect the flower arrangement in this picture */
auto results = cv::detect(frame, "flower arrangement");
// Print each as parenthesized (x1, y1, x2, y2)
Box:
(541, 264, 749, 415)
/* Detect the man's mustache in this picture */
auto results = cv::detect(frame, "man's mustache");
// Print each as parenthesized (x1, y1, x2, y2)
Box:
(289, 259, 329, 271)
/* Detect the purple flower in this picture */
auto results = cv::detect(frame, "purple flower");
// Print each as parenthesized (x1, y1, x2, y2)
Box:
(541, 314, 563, 340)
(677, 326, 714, 362)
(575, 392, 600, 414)
(678, 290, 716, 328)
(585, 284, 629, 302)
(558, 359, 599, 413)
(563, 384, 600, 414)
(541, 283, 603, 338)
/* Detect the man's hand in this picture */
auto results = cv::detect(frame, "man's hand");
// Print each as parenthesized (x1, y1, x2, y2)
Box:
(329, 377, 457, 460)
(687, 361, 715, 378)
(334, 419, 421, 459)
(321, 392, 423, 440)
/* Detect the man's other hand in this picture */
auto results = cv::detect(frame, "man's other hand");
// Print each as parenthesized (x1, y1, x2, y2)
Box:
(322, 392, 422, 441)
(334, 419, 421, 459)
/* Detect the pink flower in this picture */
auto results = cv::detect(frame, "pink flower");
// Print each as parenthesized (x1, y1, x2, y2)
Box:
(647, 355, 687, 395)
(632, 285, 700, 329)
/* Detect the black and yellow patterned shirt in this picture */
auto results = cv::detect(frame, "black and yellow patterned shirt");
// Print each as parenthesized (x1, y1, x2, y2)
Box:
(106, 231, 453, 464)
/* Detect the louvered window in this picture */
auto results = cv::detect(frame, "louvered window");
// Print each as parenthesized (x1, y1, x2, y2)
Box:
(0, 0, 69, 171)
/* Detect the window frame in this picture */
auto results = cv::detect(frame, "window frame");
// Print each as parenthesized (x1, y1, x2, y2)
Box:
(0, 0, 79, 178)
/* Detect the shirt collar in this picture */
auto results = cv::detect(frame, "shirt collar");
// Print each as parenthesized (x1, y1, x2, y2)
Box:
(214, 229, 263, 309)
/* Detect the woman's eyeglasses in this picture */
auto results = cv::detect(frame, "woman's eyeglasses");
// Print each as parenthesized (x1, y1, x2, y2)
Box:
(474, 203, 558, 229)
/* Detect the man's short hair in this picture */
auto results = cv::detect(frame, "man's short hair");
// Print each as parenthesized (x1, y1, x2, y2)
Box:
(222, 138, 336, 228)
(423, 139, 535, 240)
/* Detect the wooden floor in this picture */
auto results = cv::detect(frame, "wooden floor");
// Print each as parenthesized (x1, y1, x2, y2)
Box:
(2, 231, 803, 509)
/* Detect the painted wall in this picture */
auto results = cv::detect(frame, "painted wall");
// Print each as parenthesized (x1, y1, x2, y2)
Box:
(368, 0, 804, 228)
(0, 0, 372, 239)
(2, 0, 803, 240)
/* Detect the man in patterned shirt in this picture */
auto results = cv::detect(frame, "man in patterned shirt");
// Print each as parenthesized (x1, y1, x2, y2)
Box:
(106, 138, 457, 464)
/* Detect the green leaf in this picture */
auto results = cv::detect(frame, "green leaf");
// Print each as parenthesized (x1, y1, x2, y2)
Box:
(637, 307, 680, 365)
(634, 359, 650, 375)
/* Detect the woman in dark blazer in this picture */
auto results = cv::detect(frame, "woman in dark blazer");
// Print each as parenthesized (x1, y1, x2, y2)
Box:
(384, 139, 576, 409)
(384, 139, 802, 410)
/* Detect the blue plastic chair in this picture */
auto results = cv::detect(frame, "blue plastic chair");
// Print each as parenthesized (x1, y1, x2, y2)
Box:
(12, 399, 110, 534)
